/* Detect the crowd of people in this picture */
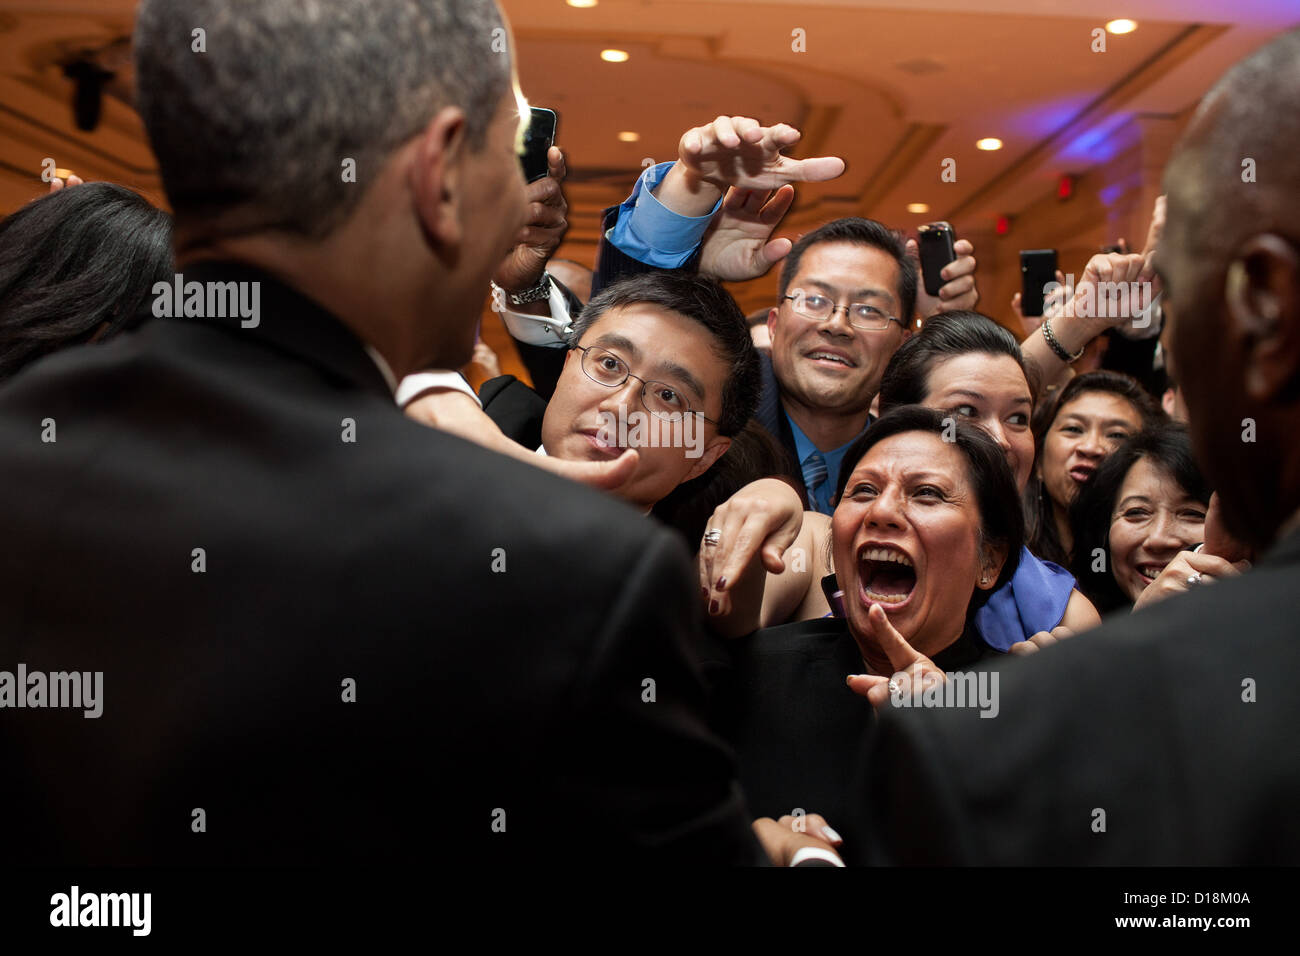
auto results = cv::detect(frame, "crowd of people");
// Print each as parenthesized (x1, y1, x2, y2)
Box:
(0, 0, 1297, 867)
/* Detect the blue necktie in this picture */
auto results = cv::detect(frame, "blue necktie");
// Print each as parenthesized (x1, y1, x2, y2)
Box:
(801, 451, 828, 512)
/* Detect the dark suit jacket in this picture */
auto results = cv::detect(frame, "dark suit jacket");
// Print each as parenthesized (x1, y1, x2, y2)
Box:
(709, 617, 997, 834)
(853, 528, 1300, 864)
(0, 261, 760, 865)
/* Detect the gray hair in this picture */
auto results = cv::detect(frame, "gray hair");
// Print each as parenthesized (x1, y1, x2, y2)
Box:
(134, 0, 511, 238)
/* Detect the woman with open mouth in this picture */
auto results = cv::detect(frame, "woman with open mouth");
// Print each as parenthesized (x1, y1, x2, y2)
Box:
(1068, 423, 1250, 614)
(700, 312, 1101, 651)
(1026, 370, 1164, 567)
(698, 406, 1025, 827)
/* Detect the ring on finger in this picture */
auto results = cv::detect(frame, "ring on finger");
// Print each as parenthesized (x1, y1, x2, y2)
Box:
(703, 528, 722, 547)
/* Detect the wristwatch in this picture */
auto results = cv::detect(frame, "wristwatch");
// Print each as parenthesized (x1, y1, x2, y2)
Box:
(493, 273, 553, 307)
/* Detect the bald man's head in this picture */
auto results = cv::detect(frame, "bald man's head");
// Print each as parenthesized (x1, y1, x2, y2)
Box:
(1159, 27, 1300, 550)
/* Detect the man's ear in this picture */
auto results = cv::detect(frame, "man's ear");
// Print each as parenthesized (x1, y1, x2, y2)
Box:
(683, 435, 731, 483)
(766, 306, 780, 336)
(1226, 235, 1300, 404)
(977, 540, 1008, 590)
(409, 106, 470, 252)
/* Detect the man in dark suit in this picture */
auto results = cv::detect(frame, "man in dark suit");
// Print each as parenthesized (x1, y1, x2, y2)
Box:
(0, 0, 777, 865)
(848, 27, 1300, 865)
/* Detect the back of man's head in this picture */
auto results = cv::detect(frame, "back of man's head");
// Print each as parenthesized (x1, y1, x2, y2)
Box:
(1161, 26, 1300, 549)
(778, 217, 917, 323)
(134, 0, 510, 239)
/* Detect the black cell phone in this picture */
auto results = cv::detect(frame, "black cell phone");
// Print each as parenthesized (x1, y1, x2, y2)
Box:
(520, 107, 557, 183)
(1020, 249, 1059, 318)
(917, 221, 957, 297)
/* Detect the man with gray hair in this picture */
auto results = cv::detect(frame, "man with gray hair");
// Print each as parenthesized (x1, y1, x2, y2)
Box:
(0, 0, 789, 865)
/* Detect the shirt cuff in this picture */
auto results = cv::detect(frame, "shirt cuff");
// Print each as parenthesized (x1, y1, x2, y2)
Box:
(789, 847, 845, 867)
(395, 370, 482, 409)
(497, 278, 573, 348)
(608, 162, 721, 269)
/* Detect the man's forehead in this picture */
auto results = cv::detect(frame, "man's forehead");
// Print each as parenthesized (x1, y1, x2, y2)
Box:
(791, 241, 899, 296)
(582, 305, 728, 379)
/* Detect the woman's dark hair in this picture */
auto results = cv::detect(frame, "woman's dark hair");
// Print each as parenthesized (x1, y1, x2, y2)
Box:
(833, 405, 1025, 604)
(878, 310, 1039, 414)
(569, 272, 760, 437)
(0, 183, 172, 382)
(1068, 423, 1210, 614)
(1025, 370, 1165, 565)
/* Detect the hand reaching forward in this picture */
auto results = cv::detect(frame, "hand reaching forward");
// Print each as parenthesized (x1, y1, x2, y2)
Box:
(1008, 625, 1075, 656)
(404, 387, 639, 493)
(752, 812, 844, 866)
(845, 604, 946, 710)
(678, 116, 845, 195)
(653, 116, 845, 218)
(700, 478, 804, 618)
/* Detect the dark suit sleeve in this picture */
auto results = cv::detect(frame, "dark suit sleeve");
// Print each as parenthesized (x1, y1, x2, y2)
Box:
(592, 205, 702, 298)
(479, 374, 549, 450)
(551, 525, 764, 864)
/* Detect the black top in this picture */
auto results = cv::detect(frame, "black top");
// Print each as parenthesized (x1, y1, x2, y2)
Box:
(0, 261, 761, 865)
(709, 616, 998, 830)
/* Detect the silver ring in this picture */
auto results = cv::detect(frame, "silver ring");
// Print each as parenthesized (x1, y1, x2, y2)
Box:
(888, 679, 900, 696)
(703, 528, 722, 547)
(1186, 573, 1202, 587)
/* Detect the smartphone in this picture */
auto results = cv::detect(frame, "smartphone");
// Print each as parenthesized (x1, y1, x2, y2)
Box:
(917, 222, 957, 297)
(1020, 249, 1059, 318)
(520, 107, 557, 183)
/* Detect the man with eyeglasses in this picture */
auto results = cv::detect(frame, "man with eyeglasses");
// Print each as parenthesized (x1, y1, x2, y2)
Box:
(498, 116, 980, 513)
(407, 271, 760, 517)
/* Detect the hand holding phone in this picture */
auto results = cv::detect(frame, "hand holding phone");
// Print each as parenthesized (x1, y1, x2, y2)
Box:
(520, 107, 557, 183)
(918, 222, 957, 297)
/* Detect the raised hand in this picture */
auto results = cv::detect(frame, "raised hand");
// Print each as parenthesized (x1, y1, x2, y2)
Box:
(699, 185, 796, 282)
(906, 236, 979, 319)
(653, 116, 845, 218)
(492, 146, 568, 295)
(845, 604, 946, 709)
(1061, 251, 1151, 331)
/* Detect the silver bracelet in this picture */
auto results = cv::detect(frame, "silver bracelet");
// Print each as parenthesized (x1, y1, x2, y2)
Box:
(494, 274, 552, 307)
(1042, 316, 1085, 363)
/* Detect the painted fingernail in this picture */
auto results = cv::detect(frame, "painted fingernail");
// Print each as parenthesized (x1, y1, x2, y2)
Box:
(709, 599, 719, 614)
(821, 825, 843, 844)
(716, 576, 727, 590)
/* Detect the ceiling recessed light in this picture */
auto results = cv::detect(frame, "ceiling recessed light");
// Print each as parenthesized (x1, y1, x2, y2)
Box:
(601, 49, 629, 63)
(907, 203, 930, 214)
(1106, 19, 1138, 35)
(976, 137, 1003, 151)
(617, 131, 640, 142)
(567, 0, 598, 7)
